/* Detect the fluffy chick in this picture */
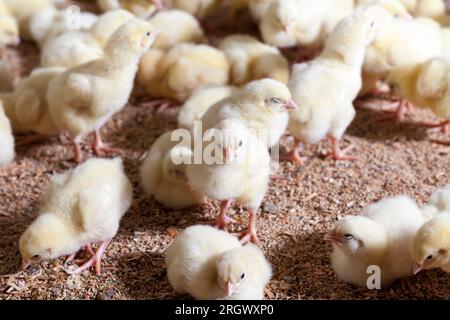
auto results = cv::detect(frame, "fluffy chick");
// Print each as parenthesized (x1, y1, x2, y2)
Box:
(287, 8, 377, 163)
(325, 196, 428, 287)
(177, 84, 238, 129)
(148, 9, 204, 50)
(219, 34, 289, 86)
(0, 14, 19, 47)
(9, 67, 65, 138)
(0, 99, 14, 166)
(171, 0, 221, 19)
(165, 225, 272, 299)
(249, 0, 276, 22)
(139, 43, 230, 102)
(201, 78, 297, 148)
(89, 9, 136, 48)
(412, 213, 450, 274)
(19, 157, 132, 275)
(140, 130, 205, 209)
(186, 119, 271, 243)
(47, 19, 158, 162)
(97, 0, 158, 18)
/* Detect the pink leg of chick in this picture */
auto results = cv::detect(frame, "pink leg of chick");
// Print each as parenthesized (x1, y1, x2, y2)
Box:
(66, 245, 95, 263)
(377, 99, 412, 123)
(142, 99, 179, 114)
(326, 137, 357, 161)
(151, 0, 167, 10)
(280, 138, 308, 164)
(214, 199, 240, 230)
(71, 137, 84, 163)
(71, 239, 112, 276)
(420, 120, 450, 134)
(239, 209, 259, 245)
(92, 129, 121, 157)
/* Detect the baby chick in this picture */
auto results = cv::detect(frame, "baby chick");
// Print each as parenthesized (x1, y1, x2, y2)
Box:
(412, 213, 450, 274)
(325, 196, 429, 287)
(287, 8, 377, 163)
(19, 157, 132, 275)
(165, 225, 272, 299)
(219, 34, 289, 86)
(186, 119, 271, 243)
(401, 0, 448, 24)
(178, 84, 238, 129)
(140, 130, 205, 209)
(0, 13, 19, 47)
(47, 19, 158, 162)
(171, 0, 221, 19)
(0, 99, 14, 166)
(249, 0, 276, 22)
(138, 43, 230, 103)
(148, 9, 204, 50)
(387, 56, 450, 142)
(97, 0, 159, 18)
(201, 78, 297, 149)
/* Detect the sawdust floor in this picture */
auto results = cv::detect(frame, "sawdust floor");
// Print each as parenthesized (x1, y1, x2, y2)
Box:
(1, 1, 450, 300)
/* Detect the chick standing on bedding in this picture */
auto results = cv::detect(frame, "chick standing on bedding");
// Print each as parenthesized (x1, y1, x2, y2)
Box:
(138, 43, 230, 104)
(47, 19, 158, 163)
(387, 57, 450, 144)
(165, 225, 272, 300)
(219, 34, 289, 86)
(325, 196, 429, 287)
(186, 119, 271, 243)
(148, 9, 204, 50)
(286, 8, 377, 163)
(201, 78, 297, 149)
(178, 85, 238, 129)
(0, 99, 14, 166)
(140, 131, 205, 209)
(19, 157, 132, 275)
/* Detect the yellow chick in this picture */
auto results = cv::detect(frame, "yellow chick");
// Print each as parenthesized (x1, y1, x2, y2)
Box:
(139, 43, 230, 103)
(165, 225, 272, 299)
(0, 14, 20, 47)
(325, 196, 429, 287)
(47, 19, 158, 163)
(219, 34, 289, 86)
(140, 130, 205, 209)
(0, 99, 14, 166)
(287, 8, 377, 163)
(249, 0, 276, 22)
(9, 67, 65, 139)
(178, 84, 238, 129)
(19, 157, 133, 275)
(186, 119, 271, 243)
(387, 56, 450, 139)
(148, 9, 204, 50)
(201, 78, 297, 149)
(400, 0, 448, 24)
(171, 0, 221, 19)
(412, 213, 450, 274)
(97, 0, 158, 18)
(89, 9, 136, 48)
(2, 0, 53, 40)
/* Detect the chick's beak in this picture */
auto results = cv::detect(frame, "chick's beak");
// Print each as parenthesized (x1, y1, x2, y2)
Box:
(324, 230, 342, 244)
(224, 145, 234, 163)
(225, 280, 236, 297)
(283, 99, 298, 110)
(10, 36, 20, 47)
(21, 258, 31, 270)
(412, 262, 423, 275)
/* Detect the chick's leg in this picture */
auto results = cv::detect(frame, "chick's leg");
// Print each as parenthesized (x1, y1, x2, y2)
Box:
(239, 208, 259, 245)
(280, 138, 308, 164)
(377, 99, 411, 123)
(92, 129, 121, 156)
(420, 120, 450, 134)
(71, 239, 112, 276)
(142, 99, 179, 114)
(214, 199, 240, 230)
(326, 137, 357, 161)
(151, 0, 166, 10)
(71, 137, 83, 163)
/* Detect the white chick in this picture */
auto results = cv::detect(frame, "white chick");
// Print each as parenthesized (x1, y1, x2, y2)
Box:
(165, 225, 272, 299)
(186, 119, 271, 243)
(325, 196, 429, 287)
(412, 213, 450, 274)
(138, 43, 230, 103)
(219, 34, 289, 86)
(0, 99, 14, 166)
(200, 78, 297, 149)
(19, 157, 133, 275)
(89, 9, 136, 48)
(0, 14, 20, 47)
(9, 67, 64, 142)
(171, 0, 221, 19)
(148, 9, 204, 50)
(401, 0, 448, 24)
(287, 8, 377, 163)
(249, 0, 276, 22)
(2, 0, 54, 40)
(428, 183, 450, 213)
(177, 84, 238, 129)
(97, 0, 158, 18)
(47, 19, 158, 162)
(140, 130, 205, 209)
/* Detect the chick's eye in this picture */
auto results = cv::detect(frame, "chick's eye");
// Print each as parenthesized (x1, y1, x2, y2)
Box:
(426, 255, 434, 260)
(271, 98, 282, 104)
(146, 31, 151, 36)
(238, 140, 243, 147)
(31, 255, 40, 260)
(240, 273, 245, 279)
(344, 234, 354, 240)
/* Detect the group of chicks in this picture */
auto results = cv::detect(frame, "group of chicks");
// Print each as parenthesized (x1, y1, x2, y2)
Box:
(0, 0, 450, 300)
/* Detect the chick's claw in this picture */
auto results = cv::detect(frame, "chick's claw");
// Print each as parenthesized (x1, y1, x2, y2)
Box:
(326, 137, 357, 161)
(71, 239, 112, 276)
(280, 149, 307, 165)
(92, 130, 121, 157)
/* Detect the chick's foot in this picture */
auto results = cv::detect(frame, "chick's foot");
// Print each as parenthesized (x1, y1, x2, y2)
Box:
(280, 149, 307, 164)
(213, 199, 240, 230)
(376, 99, 411, 123)
(239, 209, 260, 245)
(421, 120, 450, 134)
(71, 239, 112, 275)
(92, 130, 121, 157)
(326, 137, 357, 161)
(142, 99, 179, 114)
